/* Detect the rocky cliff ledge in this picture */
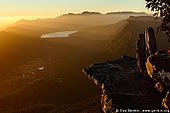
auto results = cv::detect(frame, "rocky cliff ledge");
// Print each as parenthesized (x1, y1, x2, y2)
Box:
(83, 55, 165, 113)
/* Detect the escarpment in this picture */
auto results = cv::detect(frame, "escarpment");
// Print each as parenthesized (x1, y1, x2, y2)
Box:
(83, 55, 164, 113)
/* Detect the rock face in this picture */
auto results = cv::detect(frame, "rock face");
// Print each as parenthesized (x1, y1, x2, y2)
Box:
(83, 55, 164, 113)
(136, 27, 170, 109)
(146, 53, 170, 87)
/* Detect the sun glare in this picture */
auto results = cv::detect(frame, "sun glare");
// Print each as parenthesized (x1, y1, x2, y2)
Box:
(0, 16, 57, 31)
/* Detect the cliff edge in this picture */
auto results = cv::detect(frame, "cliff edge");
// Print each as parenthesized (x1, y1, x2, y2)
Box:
(83, 55, 165, 113)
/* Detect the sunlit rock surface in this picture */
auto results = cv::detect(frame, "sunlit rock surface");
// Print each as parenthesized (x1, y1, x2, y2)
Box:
(145, 53, 170, 109)
(83, 55, 164, 113)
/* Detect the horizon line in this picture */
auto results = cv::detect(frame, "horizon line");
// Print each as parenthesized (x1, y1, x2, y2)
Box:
(0, 10, 152, 18)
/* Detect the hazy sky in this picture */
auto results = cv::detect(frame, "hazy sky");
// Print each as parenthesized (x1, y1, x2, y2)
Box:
(0, 0, 152, 29)
(0, 0, 151, 17)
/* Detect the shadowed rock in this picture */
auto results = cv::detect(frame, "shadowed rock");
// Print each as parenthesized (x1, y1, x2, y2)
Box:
(83, 55, 164, 113)
(136, 27, 170, 109)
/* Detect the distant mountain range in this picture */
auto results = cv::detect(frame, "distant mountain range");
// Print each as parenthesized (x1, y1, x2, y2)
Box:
(62, 11, 147, 16)
(63, 11, 102, 16)
(5, 11, 149, 37)
(106, 11, 147, 15)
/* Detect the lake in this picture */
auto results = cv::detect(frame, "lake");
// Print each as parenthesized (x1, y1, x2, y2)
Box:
(41, 31, 78, 38)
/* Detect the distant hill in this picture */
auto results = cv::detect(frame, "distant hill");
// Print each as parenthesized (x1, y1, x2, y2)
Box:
(5, 11, 148, 37)
(63, 11, 102, 16)
(71, 16, 169, 57)
(106, 11, 147, 15)
(63, 11, 147, 16)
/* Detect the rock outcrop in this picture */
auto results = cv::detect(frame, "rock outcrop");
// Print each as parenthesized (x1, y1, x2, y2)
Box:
(83, 55, 165, 113)
(136, 27, 170, 109)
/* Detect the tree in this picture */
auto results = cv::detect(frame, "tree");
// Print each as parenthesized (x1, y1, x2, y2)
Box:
(145, 0, 170, 39)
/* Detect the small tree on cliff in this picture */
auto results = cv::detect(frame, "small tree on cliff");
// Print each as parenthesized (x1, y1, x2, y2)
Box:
(145, 0, 170, 39)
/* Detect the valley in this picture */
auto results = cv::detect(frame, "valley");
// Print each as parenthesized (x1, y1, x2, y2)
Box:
(0, 13, 169, 112)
